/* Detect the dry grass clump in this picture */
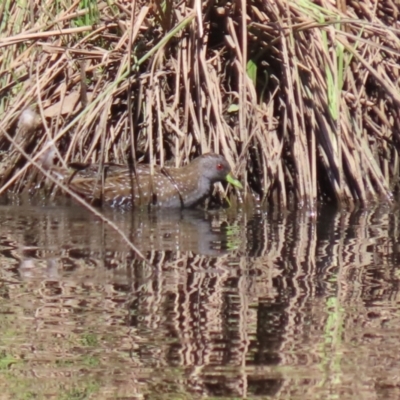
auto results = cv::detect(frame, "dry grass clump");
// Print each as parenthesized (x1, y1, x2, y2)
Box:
(0, 0, 400, 208)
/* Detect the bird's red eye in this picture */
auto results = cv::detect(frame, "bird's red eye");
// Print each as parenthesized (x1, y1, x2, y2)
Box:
(216, 163, 224, 170)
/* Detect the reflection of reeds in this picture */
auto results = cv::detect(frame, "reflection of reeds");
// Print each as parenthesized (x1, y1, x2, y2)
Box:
(1, 2, 399, 206)
(1, 205, 400, 396)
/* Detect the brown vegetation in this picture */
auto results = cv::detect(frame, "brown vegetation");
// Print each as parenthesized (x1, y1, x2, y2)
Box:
(1, 0, 400, 208)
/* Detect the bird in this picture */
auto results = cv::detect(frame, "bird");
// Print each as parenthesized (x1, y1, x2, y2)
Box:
(49, 153, 242, 209)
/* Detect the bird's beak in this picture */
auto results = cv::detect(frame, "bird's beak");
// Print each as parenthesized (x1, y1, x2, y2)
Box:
(226, 173, 243, 189)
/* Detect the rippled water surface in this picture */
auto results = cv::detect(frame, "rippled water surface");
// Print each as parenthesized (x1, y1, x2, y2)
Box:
(0, 203, 399, 399)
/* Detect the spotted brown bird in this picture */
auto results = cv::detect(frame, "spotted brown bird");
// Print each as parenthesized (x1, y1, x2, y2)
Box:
(50, 153, 242, 208)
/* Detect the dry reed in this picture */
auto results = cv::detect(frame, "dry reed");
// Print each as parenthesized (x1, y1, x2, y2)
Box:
(1, 0, 400, 208)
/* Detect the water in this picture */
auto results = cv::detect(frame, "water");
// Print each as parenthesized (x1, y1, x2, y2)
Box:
(0, 203, 399, 399)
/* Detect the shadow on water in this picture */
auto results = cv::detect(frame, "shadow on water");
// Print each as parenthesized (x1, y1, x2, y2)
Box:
(1, 203, 400, 399)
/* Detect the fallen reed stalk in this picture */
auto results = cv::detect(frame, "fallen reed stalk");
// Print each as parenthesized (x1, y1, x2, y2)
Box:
(0, 121, 148, 263)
